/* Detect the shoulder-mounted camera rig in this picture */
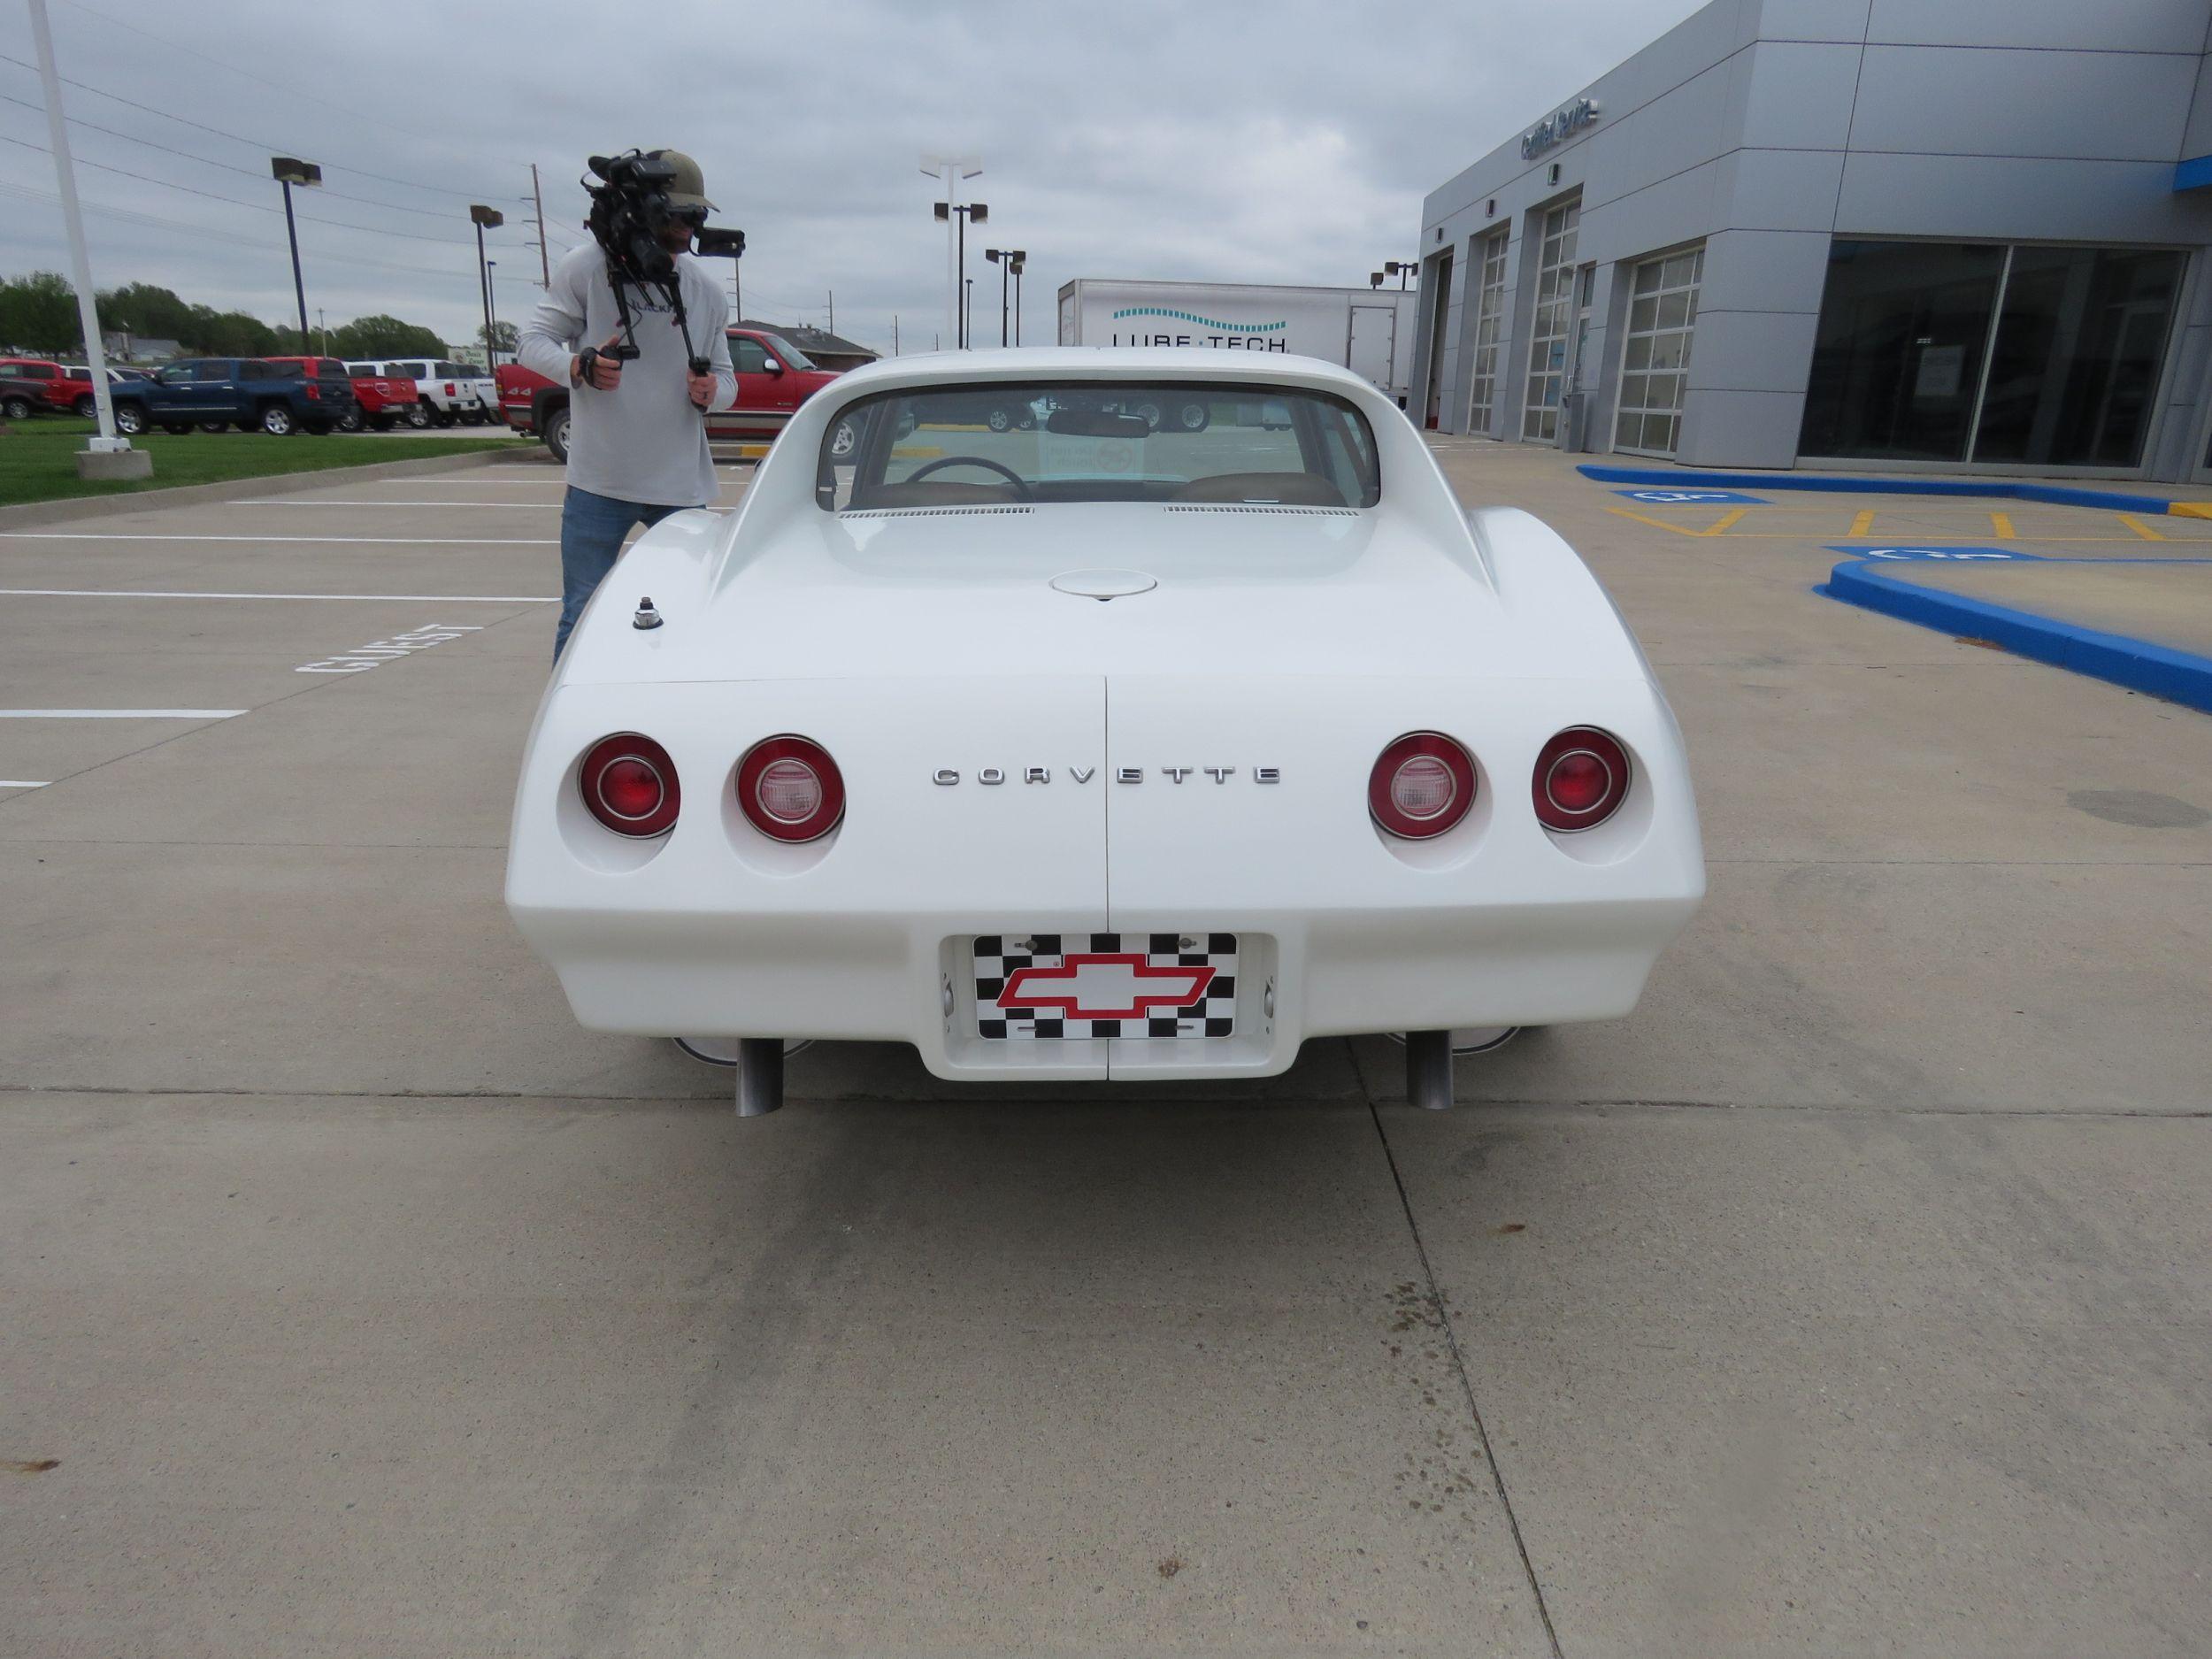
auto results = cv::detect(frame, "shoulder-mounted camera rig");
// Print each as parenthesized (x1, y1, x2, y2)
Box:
(581, 150, 746, 379)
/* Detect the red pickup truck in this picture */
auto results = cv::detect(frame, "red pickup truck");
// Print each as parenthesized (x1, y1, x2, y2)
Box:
(0, 357, 81, 414)
(264, 356, 423, 431)
(496, 326, 841, 462)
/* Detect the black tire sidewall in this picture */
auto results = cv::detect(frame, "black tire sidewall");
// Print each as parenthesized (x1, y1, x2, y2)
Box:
(546, 407, 571, 464)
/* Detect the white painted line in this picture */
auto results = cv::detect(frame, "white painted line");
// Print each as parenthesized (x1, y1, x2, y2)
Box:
(0, 709, 247, 719)
(234, 499, 559, 508)
(0, 780, 50, 787)
(0, 588, 556, 602)
(0, 533, 555, 545)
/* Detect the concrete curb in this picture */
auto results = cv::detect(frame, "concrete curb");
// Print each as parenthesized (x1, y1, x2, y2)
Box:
(1823, 557, 2212, 714)
(0, 444, 550, 530)
(1578, 462, 2205, 516)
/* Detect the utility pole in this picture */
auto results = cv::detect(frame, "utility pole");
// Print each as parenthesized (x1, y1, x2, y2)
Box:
(530, 163, 551, 286)
(893, 315, 899, 356)
(317, 306, 326, 352)
(27, 0, 140, 474)
(827, 290, 834, 336)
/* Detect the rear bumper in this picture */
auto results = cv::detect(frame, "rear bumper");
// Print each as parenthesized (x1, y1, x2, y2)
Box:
(506, 897, 1699, 1081)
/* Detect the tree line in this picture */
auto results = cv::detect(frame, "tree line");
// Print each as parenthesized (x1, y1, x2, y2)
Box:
(0, 271, 451, 361)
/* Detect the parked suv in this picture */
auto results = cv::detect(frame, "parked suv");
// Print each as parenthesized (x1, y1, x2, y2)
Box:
(497, 326, 841, 462)
(109, 357, 357, 436)
(361, 358, 497, 426)
(261, 356, 416, 433)
(0, 357, 79, 414)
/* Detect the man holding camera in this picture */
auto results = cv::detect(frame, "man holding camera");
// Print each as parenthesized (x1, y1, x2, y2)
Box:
(518, 150, 738, 659)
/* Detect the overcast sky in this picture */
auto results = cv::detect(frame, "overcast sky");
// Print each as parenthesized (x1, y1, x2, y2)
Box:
(2, 0, 1701, 356)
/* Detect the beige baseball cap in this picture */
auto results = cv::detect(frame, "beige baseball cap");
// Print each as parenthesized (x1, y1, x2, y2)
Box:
(654, 150, 717, 212)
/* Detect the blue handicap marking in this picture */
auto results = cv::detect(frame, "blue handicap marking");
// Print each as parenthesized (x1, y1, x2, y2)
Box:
(1615, 488, 1769, 504)
(1825, 545, 2044, 562)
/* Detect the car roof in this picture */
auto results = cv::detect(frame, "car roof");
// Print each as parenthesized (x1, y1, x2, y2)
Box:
(826, 344, 1381, 401)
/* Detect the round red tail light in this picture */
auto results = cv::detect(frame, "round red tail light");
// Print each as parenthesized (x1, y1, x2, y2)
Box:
(1370, 732, 1477, 839)
(580, 733, 680, 837)
(737, 735, 845, 842)
(1533, 726, 1631, 832)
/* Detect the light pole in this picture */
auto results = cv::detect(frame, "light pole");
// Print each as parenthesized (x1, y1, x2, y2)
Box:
(936, 203, 987, 346)
(486, 261, 501, 365)
(317, 307, 326, 353)
(921, 155, 981, 350)
(271, 157, 322, 353)
(964, 276, 974, 349)
(985, 248, 1026, 348)
(1385, 259, 1417, 291)
(469, 204, 503, 367)
(1010, 255, 1025, 344)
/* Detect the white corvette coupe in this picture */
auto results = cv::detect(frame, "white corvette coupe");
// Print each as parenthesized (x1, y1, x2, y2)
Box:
(505, 349, 1704, 1112)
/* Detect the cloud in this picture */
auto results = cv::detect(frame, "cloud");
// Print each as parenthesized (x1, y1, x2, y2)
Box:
(0, 0, 1700, 354)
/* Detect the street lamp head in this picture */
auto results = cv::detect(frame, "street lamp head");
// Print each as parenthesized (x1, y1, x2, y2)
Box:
(1385, 260, 1405, 276)
(469, 204, 504, 229)
(270, 157, 322, 187)
(968, 203, 987, 223)
(1370, 272, 1385, 288)
(986, 248, 1002, 262)
(934, 202, 949, 220)
(1010, 249, 1026, 261)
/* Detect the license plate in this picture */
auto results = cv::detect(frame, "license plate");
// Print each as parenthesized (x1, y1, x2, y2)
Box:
(973, 933, 1237, 1040)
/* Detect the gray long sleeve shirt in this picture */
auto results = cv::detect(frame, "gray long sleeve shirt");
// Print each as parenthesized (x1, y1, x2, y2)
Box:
(517, 243, 738, 507)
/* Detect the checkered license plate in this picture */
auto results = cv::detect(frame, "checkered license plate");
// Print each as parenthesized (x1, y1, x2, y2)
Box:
(972, 933, 1238, 1040)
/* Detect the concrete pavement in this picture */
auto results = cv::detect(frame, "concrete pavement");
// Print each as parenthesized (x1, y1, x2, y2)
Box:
(3, 443, 2208, 1656)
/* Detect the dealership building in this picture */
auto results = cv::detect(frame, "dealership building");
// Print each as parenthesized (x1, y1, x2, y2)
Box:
(1409, 0, 2212, 481)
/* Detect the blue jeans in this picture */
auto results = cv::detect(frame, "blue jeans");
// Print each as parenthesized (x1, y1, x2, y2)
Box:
(554, 487, 680, 661)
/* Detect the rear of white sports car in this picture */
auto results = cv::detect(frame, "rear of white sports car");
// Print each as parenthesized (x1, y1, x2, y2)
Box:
(505, 350, 1704, 1100)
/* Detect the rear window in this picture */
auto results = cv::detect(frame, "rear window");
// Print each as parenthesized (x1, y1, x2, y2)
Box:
(347, 363, 377, 377)
(435, 361, 471, 378)
(818, 380, 1380, 511)
(66, 366, 91, 381)
(317, 358, 348, 378)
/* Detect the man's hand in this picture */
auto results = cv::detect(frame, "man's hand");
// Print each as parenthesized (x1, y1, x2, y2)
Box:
(572, 330, 625, 391)
(687, 369, 714, 410)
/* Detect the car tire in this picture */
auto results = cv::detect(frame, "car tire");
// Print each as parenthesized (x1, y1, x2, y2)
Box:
(338, 409, 365, 434)
(197, 421, 229, 434)
(303, 420, 333, 436)
(111, 403, 144, 434)
(161, 422, 192, 435)
(403, 403, 431, 429)
(367, 414, 392, 432)
(73, 394, 97, 418)
(433, 410, 457, 427)
(258, 403, 296, 436)
(543, 404, 572, 465)
(2, 395, 32, 422)
(1175, 401, 1210, 433)
(1132, 400, 1164, 432)
(987, 406, 1014, 433)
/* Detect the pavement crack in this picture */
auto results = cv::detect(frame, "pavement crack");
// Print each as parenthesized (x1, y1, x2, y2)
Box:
(1367, 1097, 1565, 1659)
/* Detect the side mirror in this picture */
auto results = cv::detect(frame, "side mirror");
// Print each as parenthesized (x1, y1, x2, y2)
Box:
(762, 357, 784, 376)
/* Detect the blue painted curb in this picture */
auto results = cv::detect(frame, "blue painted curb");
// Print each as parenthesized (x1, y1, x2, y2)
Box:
(1580, 463, 2178, 515)
(1823, 559, 2212, 714)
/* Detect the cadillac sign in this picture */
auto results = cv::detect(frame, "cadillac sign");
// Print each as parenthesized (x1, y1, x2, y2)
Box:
(1521, 97, 1601, 160)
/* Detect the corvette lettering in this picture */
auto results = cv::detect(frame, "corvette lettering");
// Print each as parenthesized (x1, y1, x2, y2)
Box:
(934, 765, 1278, 785)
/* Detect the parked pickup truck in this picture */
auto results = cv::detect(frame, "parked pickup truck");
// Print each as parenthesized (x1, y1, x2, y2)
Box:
(261, 356, 419, 432)
(0, 357, 80, 414)
(497, 326, 841, 462)
(2, 375, 60, 421)
(109, 357, 358, 436)
(361, 357, 498, 426)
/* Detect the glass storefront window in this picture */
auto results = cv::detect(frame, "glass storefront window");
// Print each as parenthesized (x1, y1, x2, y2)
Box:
(1970, 247, 2182, 468)
(1801, 239, 2182, 469)
(1800, 241, 2007, 463)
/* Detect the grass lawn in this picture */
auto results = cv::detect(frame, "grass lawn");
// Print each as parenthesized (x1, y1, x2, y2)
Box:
(0, 417, 524, 506)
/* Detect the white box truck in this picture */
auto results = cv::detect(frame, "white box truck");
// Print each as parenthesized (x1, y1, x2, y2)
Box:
(1056, 279, 1418, 405)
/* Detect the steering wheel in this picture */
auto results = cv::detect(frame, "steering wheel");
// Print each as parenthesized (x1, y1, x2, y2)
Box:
(904, 455, 1034, 500)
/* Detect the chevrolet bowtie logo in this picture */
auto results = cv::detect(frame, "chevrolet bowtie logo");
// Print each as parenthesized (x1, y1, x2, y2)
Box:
(996, 954, 1214, 1021)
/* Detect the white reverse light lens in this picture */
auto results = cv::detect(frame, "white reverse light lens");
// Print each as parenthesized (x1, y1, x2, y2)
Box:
(1391, 755, 1456, 819)
(755, 757, 822, 822)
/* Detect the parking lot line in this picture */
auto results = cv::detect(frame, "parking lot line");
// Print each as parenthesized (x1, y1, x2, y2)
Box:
(2121, 514, 2168, 541)
(0, 533, 557, 546)
(0, 588, 557, 603)
(0, 709, 248, 719)
(1991, 511, 2016, 540)
(0, 780, 50, 787)
(1849, 508, 1876, 536)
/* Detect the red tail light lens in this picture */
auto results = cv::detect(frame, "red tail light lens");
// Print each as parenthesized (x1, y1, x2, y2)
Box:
(303, 383, 320, 400)
(1533, 727, 1631, 832)
(1370, 732, 1476, 839)
(737, 735, 844, 842)
(580, 733, 680, 837)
